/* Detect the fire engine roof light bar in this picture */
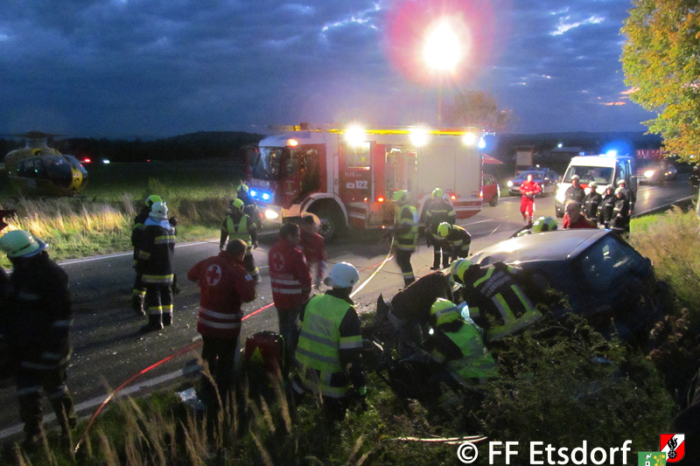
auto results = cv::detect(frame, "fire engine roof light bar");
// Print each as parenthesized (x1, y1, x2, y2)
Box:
(409, 127, 430, 147)
(345, 125, 366, 147)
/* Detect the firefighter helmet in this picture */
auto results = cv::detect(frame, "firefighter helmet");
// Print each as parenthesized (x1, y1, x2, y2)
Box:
(391, 190, 409, 203)
(430, 298, 460, 326)
(571, 175, 580, 181)
(144, 194, 163, 208)
(589, 181, 598, 189)
(617, 179, 627, 186)
(615, 187, 626, 196)
(230, 198, 245, 211)
(0, 230, 48, 258)
(150, 201, 168, 220)
(532, 216, 558, 233)
(450, 258, 473, 283)
(437, 222, 452, 238)
(324, 262, 360, 289)
(431, 188, 444, 200)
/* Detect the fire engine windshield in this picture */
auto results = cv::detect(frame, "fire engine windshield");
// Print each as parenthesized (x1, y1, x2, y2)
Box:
(251, 147, 283, 181)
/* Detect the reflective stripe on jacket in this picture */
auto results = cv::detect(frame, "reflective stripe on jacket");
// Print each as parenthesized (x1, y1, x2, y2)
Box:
(295, 293, 362, 398)
(442, 324, 498, 383)
(395, 204, 418, 251)
(138, 218, 176, 285)
(268, 238, 311, 308)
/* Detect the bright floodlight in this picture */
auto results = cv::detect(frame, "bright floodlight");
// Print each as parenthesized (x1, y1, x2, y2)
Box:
(462, 132, 477, 146)
(606, 150, 618, 157)
(409, 127, 429, 147)
(345, 125, 366, 147)
(423, 20, 463, 71)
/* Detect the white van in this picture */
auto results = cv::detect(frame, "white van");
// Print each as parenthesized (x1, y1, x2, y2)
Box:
(554, 155, 637, 217)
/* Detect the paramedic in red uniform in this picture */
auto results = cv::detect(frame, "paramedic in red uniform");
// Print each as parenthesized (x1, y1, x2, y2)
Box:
(299, 215, 327, 289)
(268, 223, 312, 360)
(519, 173, 541, 224)
(188, 239, 257, 408)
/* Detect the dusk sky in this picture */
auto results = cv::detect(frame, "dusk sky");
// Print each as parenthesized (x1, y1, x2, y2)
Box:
(0, 0, 656, 139)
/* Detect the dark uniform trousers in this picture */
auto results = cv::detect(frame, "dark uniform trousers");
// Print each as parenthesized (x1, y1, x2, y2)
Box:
(146, 284, 174, 326)
(17, 363, 76, 437)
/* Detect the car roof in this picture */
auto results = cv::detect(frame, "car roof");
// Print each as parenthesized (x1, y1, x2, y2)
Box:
(470, 229, 611, 264)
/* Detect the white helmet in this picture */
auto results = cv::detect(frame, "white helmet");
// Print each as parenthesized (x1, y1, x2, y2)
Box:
(150, 201, 168, 220)
(324, 262, 360, 289)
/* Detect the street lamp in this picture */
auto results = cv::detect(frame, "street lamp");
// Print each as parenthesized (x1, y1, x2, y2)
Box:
(423, 19, 465, 126)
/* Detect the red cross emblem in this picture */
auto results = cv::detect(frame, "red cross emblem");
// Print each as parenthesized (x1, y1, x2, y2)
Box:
(205, 264, 222, 286)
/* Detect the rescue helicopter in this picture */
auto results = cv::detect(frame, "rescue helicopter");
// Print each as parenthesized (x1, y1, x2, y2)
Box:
(2, 131, 88, 196)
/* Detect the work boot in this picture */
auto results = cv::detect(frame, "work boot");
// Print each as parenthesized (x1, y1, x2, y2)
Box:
(163, 313, 173, 326)
(140, 315, 163, 333)
(132, 294, 145, 316)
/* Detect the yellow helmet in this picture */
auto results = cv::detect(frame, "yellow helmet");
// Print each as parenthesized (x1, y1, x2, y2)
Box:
(230, 198, 245, 211)
(145, 194, 163, 208)
(437, 222, 452, 238)
(450, 258, 473, 283)
(431, 188, 444, 200)
(430, 298, 460, 326)
(0, 230, 48, 258)
(391, 190, 409, 203)
(532, 216, 558, 233)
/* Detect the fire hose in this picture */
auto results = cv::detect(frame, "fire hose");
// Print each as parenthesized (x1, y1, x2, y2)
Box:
(74, 241, 395, 454)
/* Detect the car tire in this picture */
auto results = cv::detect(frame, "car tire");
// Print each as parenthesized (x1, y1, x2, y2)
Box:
(489, 193, 499, 207)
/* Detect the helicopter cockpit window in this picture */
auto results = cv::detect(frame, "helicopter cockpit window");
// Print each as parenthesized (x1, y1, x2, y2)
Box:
(17, 157, 48, 179)
(44, 155, 73, 187)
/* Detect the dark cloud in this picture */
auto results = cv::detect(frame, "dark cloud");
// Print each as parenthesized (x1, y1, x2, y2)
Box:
(0, 0, 653, 138)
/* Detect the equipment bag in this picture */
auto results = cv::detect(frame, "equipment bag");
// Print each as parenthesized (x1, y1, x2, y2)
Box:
(244, 331, 285, 373)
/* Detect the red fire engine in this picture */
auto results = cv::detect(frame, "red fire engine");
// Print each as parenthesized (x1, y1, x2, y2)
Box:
(246, 124, 486, 240)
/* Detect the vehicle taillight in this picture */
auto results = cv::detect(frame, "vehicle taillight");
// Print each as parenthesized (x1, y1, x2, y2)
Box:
(479, 191, 483, 198)
(450, 194, 457, 200)
(377, 196, 385, 203)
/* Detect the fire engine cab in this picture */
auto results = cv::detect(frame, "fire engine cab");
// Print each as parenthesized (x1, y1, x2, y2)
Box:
(246, 124, 485, 240)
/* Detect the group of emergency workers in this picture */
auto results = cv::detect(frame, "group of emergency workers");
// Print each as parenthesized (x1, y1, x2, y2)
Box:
(0, 181, 550, 446)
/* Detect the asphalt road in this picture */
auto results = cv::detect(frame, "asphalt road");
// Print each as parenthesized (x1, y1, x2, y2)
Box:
(0, 177, 692, 440)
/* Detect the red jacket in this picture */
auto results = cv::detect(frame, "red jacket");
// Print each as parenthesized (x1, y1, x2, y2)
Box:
(299, 230, 327, 281)
(188, 251, 257, 338)
(563, 215, 596, 229)
(519, 180, 541, 198)
(268, 238, 312, 308)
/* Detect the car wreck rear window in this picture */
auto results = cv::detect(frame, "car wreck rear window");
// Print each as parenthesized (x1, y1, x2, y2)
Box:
(576, 236, 646, 291)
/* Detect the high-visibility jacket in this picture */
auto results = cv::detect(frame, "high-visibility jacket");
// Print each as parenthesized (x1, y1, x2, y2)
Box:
(462, 262, 542, 341)
(425, 199, 456, 238)
(268, 238, 311, 308)
(1, 252, 73, 370)
(138, 217, 176, 286)
(429, 322, 498, 384)
(394, 203, 418, 252)
(294, 291, 365, 398)
(444, 225, 472, 257)
(221, 213, 255, 253)
(188, 251, 257, 339)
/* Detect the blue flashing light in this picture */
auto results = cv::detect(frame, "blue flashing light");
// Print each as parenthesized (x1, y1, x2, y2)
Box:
(250, 189, 258, 197)
(262, 193, 271, 201)
(605, 150, 618, 157)
(477, 137, 486, 150)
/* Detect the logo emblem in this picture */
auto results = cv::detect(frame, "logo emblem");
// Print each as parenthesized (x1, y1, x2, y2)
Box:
(205, 264, 222, 286)
(271, 252, 285, 271)
(660, 434, 685, 463)
(639, 452, 666, 466)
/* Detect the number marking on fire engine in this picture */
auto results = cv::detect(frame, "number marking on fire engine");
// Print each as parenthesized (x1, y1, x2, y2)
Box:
(346, 180, 368, 189)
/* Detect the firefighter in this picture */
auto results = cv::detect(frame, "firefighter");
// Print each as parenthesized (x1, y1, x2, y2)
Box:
(391, 190, 418, 287)
(268, 223, 311, 361)
(611, 187, 631, 237)
(562, 201, 596, 229)
(299, 214, 327, 289)
(220, 198, 259, 283)
(424, 188, 456, 270)
(292, 262, 366, 422)
(131, 194, 163, 316)
(0, 230, 77, 447)
(451, 259, 543, 342)
(598, 186, 616, 228)
(583, 181, 602, 223)
(378, 269, 454, 355)
(617, 179, 636, 213)
(436, 222, 472, 263)
(188, 239, 257, 409)
(519, 173, 541, 224)
(564, 175, 586, 205)
(423, 299, 498, 391)
(236, 182, 262, 229)
(531, 216, 558, 233)
(138, 201, 176, 332)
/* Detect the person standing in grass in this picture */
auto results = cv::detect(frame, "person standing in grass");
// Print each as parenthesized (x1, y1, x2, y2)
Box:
(130, 194, 163, 316)
(138, 201, 176, 332)
(0, 230, 77, 448)
(188, 239, 257, 408)
(220, 198, 259, 283)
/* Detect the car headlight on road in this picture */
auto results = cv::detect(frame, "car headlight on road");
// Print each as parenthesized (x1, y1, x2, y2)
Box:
(556, 188, 566, 203)
(264, 209, 279, 220)
(507, 180, 513, 187)
(644, 170, 656, 178)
